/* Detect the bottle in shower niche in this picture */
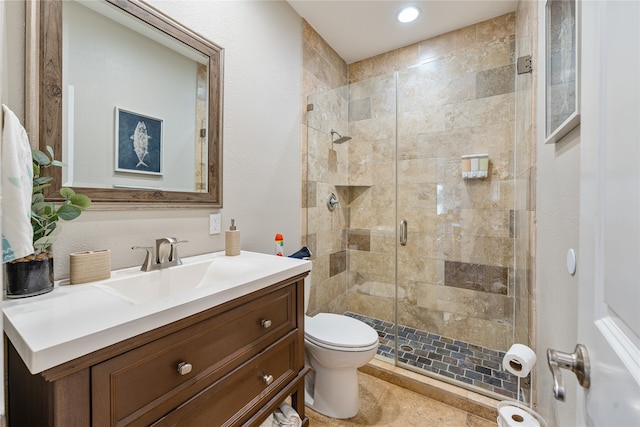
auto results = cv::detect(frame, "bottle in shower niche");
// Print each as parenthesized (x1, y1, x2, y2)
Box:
(225, 219, 240, 256)
(275, 233, 284, 256)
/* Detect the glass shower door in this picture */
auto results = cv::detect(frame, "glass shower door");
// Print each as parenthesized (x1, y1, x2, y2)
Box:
(393, 54, 519, 398)
(304, 73, 399, 346)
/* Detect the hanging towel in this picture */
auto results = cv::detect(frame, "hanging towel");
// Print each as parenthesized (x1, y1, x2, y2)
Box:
(272, 402, 302, 427)
(2, 104, 34, 263)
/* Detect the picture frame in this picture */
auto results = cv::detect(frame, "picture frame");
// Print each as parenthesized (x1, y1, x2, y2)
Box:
(545, 0, 580, 143)
(115, 108, 163, 175)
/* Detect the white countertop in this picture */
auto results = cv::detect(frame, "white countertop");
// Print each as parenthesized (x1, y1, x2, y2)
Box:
(3, 251, 311, 374)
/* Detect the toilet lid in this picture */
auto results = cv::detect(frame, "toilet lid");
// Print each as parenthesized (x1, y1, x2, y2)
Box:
(305, 313, 379, 349)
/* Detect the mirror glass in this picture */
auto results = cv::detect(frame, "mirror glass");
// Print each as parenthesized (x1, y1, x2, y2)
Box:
(32, 0, 223, 205)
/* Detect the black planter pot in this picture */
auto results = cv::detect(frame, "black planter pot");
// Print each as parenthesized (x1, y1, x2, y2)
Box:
(4, 255, 54, 298)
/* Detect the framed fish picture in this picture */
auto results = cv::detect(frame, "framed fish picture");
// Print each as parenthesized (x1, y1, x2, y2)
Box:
(115, 108, 163, 175)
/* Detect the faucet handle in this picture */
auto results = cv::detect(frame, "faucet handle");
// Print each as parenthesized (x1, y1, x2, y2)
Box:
(155, 238, 175, 264)
(169, 239, 188, 263)
(132, 246, 154, 271)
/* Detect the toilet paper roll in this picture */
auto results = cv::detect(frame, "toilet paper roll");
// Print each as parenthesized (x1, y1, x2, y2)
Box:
(502, 343, 537, 378)
(498, 404, 541, 427)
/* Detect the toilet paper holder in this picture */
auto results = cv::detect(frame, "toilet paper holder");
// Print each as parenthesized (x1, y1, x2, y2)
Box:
(547, 344, 590, 401)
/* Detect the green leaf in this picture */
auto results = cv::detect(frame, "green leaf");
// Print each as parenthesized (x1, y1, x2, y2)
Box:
(32, 149, 51, 166)
(44, 203, 55, 214)
(60, 187, 76, 199)
(33, 235, 56, 251)
(32, 183, 51, 194)
(33, 176, 53, 186)
(32, 212, 54, 224)
(70, 194, 91, 209)
(31, 201, 50, 215)
(57, 204, 81, 221)
(28, 147, 92, 248)
(32, 217, 56, 239)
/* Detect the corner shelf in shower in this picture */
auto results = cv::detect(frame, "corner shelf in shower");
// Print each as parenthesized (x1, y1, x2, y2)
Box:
(335, 184, 371, 188)
(332, 185, 371, 205)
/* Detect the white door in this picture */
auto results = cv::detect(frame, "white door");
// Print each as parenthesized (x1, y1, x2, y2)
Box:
(577, 1, 640, 425)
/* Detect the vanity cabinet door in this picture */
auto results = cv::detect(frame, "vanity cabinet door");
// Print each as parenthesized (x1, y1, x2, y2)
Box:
(92, 284, 296, 427)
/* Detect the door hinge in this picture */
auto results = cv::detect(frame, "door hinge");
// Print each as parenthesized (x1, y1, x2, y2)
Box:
(517, 55, 533, 74)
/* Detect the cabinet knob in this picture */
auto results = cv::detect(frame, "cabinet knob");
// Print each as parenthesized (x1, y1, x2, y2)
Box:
(261, 319, 272, 329)
(177, 362, 193, 376)
(262, 374, 274, 385)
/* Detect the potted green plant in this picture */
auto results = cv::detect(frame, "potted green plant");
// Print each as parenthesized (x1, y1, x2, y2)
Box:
(4, 146, 91, 298)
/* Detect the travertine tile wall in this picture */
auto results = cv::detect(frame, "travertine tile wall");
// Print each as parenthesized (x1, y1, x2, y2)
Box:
(346, 13, 518, 351)
(301, 21, 349, 315)
(302, 12, 531, 353)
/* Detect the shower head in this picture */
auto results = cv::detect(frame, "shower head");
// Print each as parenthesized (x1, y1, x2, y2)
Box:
(330, 129, 352, 144)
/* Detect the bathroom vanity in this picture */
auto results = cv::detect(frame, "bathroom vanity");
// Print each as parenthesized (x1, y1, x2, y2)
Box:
(3, 251, 311, 426)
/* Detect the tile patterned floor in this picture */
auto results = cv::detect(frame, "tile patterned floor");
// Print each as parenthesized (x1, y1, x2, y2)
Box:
(344, 312, 524, 400)
(306, 371, 498, 426)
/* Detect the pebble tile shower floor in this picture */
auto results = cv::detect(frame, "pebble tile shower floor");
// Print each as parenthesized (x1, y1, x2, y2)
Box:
(345, 312, 524, 400)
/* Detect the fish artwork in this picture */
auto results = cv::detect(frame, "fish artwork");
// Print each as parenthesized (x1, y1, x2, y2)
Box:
(131, 121, 150, 168)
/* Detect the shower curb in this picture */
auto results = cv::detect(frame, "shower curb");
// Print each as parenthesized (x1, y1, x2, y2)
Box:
(360, 358, 499, 422)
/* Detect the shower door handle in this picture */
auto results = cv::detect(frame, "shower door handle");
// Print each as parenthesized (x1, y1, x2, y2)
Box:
(400, 220, 408, 246)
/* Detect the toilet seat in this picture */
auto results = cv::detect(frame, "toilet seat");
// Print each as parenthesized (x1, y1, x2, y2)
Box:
(305, 313, 379, 352)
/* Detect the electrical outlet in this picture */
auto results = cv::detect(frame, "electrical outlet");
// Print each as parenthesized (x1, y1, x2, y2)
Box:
(209, 213, 221, 235)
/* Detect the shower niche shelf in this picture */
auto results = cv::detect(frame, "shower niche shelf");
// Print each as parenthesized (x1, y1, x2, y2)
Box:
(334, 185, 371, 203)
(335, 184, 371, 189)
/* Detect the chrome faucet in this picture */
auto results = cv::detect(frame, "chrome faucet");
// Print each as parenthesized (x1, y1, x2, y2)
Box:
(132, 237, 188, 271)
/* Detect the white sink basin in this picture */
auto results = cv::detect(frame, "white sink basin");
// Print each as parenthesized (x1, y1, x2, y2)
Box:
(95, 262, 209, 304)
(95, 251, 284, 304)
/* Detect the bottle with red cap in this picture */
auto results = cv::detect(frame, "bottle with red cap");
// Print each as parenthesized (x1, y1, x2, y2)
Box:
(275, 233, 284, 256)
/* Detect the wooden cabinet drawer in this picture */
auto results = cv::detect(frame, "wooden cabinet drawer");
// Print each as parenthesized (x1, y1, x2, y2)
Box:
(92, 284, 296, 427)
(152, 332, 298, 427)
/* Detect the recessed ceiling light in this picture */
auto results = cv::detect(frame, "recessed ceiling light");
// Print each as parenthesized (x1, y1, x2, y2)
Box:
(397, 5, 421, 24)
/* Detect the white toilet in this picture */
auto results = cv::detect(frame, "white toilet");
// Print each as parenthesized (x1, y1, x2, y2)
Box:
(303, 276, 379, 419)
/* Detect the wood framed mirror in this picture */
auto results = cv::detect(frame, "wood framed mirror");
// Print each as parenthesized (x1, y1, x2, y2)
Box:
(26, 0, 223, 206)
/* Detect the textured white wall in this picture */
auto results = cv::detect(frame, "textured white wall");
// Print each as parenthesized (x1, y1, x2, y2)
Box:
(3, 0, 24, 116)
(534, 1, 580, 424)
(3, 1, 302, 278)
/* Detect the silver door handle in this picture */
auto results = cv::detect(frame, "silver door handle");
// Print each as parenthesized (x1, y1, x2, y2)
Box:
(547, 344, 590, 401)
(400, 220, 407, 246)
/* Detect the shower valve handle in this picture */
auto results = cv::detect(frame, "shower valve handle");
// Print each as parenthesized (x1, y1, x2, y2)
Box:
(327, 193, 339, 211)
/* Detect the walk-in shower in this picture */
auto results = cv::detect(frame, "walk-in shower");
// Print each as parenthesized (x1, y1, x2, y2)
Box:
(304, 11, 531, 402)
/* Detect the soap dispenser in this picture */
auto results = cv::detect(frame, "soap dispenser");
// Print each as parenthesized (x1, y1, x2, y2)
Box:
(225, 219, 240, 256)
